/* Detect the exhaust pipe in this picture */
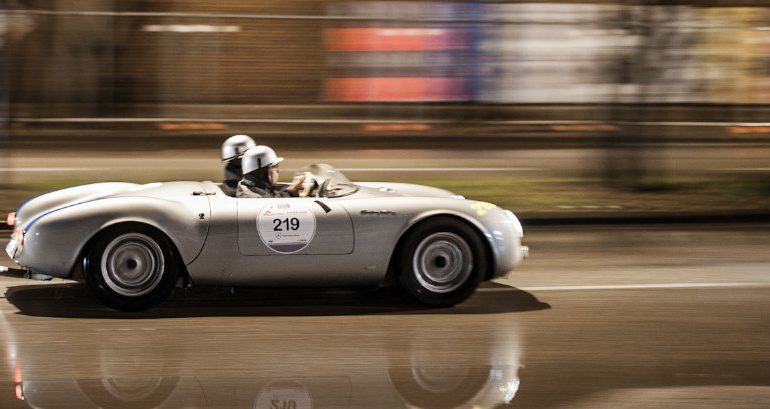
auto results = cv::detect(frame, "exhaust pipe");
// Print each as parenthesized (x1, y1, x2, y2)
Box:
(0, 265, 53, 281)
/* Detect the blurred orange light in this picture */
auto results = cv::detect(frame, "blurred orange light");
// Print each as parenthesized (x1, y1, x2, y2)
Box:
(729, 126, 770, 135)
(6, 212, 15, 226)
(327, 77, 468, 102)
(364, 124, 431, 132)
(158, 123, 227, 131)
(550, 124, 619, 132)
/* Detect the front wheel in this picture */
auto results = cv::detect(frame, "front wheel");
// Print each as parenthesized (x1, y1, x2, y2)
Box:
(85, 225, 178, 312)
(398, 217, 487, 307)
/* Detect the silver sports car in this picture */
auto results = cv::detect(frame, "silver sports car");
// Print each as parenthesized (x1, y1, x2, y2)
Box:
(4, 164, 528, 311)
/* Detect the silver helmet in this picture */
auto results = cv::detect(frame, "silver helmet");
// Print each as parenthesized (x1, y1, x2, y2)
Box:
(242, 145, 284, 175)
(221, 134, 256, 161)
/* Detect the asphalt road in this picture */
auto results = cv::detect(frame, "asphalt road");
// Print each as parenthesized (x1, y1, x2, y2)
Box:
(1, 224, 769, 408)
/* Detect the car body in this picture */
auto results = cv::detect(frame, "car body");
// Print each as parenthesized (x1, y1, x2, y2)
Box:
(5, 165, 527, 310)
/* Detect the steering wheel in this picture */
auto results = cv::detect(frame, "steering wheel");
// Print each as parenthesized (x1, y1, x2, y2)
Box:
(317, 179, 331, 198)
(298, 172, 317, 197)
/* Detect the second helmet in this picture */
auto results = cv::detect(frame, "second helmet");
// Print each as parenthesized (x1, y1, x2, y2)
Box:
(242, 145, 284, 174)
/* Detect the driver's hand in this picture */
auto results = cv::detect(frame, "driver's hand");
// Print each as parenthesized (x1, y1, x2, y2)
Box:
(287, 174, 306, 196)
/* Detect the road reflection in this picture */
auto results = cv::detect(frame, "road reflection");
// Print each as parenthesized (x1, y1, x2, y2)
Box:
(0, 283, 537, 408)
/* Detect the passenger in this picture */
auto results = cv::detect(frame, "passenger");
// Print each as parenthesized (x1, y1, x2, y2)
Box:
(237, 146, 305, 198)
(220, 134, 256, 196)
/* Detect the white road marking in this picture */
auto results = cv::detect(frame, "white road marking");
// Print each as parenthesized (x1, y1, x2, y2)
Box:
(480, 282, 770, 292)
(142, 24, 241, 33)
(338, 167, 539, 172)
(719, 168, 770, 172)
(0, 167, 98, 172)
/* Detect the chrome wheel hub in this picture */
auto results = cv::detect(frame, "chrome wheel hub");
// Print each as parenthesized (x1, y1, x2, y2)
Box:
(412, 232, 473, 293)
(101, 233, 164, 297)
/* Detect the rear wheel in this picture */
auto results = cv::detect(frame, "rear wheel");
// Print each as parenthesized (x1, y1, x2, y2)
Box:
(85, 225, 178, 311)
(398, 217, 486, 307)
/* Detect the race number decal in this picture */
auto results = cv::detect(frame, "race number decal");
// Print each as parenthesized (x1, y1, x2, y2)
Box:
(257, 202, 316, 254)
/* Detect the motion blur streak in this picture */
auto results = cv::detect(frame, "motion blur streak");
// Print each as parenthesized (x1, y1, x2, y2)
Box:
(2, 2, 770, 117)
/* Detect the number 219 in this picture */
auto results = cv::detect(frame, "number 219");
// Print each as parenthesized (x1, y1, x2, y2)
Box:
(273, 217, 299, 231)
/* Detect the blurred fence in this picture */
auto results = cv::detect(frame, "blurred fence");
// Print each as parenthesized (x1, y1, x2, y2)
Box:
(3, 1, 770, 131)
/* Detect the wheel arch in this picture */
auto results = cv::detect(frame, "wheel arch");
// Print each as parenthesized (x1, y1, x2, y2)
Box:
(384, 212, 496, 286)
(72, 220, 190, 284)
(16, 195, 207, 280)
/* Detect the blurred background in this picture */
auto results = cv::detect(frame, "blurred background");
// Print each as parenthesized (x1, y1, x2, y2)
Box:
(2, 0, 770, 219)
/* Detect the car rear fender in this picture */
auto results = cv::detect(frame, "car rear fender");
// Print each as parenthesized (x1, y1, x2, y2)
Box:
(13, 182, 139, 227)
(16, 196, 210, 278)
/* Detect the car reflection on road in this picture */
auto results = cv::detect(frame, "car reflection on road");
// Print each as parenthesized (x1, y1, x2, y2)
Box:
(0, 285, 525, 409)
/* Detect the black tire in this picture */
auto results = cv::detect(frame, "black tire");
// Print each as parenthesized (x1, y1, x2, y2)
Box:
(398, 217, 487, 307)
(85, 224, 179, 312)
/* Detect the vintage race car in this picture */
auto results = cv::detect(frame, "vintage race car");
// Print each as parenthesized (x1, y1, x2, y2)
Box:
(4, 164, 528, 311)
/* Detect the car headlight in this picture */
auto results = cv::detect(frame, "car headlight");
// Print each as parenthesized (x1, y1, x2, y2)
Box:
(504, 210, 524, 237)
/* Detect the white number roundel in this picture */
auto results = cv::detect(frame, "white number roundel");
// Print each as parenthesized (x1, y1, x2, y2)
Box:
(257, 202, 316, 254)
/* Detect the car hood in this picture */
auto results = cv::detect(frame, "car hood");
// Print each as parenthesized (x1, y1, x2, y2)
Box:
(352, 182, 461, 199)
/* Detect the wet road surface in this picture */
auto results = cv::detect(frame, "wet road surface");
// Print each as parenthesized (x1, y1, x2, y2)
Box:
(1, 225, 769, 408)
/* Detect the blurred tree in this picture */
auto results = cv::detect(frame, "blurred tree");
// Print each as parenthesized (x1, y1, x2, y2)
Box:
(1, 2, 18, 199)
(606, 3, 668, 191)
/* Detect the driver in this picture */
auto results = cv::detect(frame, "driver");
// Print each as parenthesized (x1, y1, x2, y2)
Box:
(237, 145, 305, 198)
(220, 134, 256, 196)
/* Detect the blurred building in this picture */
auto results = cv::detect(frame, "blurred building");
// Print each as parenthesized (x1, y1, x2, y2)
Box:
(7, 0, 326, 118)
(4, 1, 770, 121)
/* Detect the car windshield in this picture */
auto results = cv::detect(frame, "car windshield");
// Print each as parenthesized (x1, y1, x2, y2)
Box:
(297, 163, 359, 198)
